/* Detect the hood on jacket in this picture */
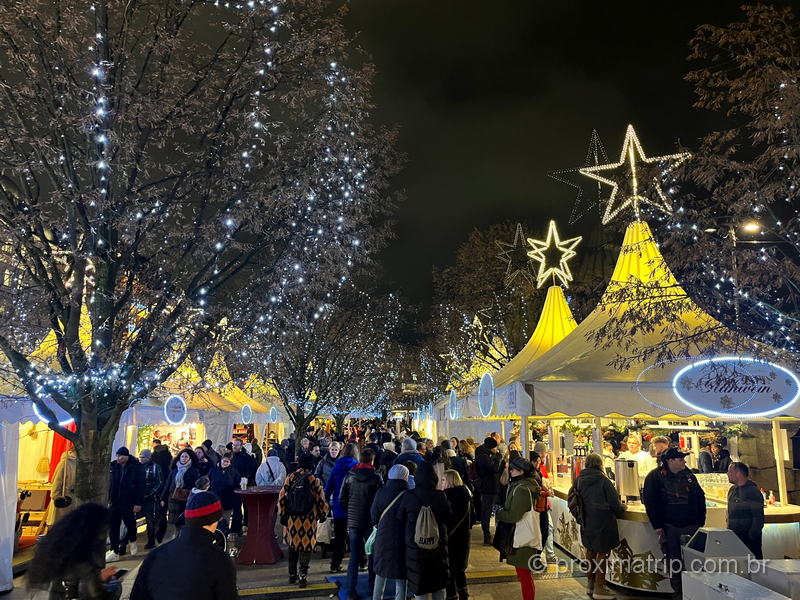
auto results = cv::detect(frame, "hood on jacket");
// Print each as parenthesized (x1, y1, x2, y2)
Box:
(332, 456, 358, 474)
(265, 455, 283, 468)
(350, 464, 379, 482)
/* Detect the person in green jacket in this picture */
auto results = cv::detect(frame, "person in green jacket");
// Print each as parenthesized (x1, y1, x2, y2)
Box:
(495, 455, 542, 600)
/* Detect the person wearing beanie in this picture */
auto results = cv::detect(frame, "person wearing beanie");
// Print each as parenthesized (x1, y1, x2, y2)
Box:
(495, 454, 543, 600)
(131, 491, 237, 600)
(106, 446, 145, 562)
(378, 441, 398, 471)
(475, 436, 503, 545)
(393, 437, 425, 468)
(371, 464, 410, 600)
(396, 461, 451, 599)
(279, 451, 329, 589)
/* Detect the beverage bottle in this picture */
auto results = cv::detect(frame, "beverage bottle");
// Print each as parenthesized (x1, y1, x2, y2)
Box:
(760, 488, 767, 507)
(769, 491, 775, 506)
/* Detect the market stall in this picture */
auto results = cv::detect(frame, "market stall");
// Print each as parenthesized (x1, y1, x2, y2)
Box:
(516, 220, 800, 593)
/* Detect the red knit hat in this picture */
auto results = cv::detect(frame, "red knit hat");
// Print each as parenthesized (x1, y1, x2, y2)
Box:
(184, 491, 223, 527)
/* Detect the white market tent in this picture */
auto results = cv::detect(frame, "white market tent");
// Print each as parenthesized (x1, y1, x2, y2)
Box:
(516, 219, 800, 420)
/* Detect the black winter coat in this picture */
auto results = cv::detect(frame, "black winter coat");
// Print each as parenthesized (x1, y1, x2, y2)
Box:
(475, 446, 502, 496)
(573, 467, 626, 553)
(130, 526, 237, 600)
(209, 465, 241, 510)
(340, 464, 383, 530)
(231, 451, 255, 485)
(642, 465, 706, 530)
(378, 450, 398, 471)
(397, 486, 451, 595)
(151, 445, 172, 476)
(370, 479, 409, 580)
(109, 458, 145, 507)
(444, 486, 472, 573)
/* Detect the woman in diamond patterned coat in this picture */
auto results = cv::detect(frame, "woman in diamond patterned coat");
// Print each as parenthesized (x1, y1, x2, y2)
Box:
(279, 453, 329, 589)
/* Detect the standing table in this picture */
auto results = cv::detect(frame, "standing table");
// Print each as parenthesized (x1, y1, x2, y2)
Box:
(235, 486, 283, 565)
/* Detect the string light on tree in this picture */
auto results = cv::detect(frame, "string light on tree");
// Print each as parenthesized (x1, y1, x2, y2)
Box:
(579, 124, 691, 225)
(527, 220, 582, 288)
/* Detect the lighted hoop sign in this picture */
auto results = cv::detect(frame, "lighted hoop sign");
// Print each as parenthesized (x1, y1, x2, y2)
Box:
(240, 403, 253, 425)
(448, 389, 459, 420)
(478, 372, 495, 418)
(672, 357, 800, 418)
(163, 395, 187, 425)
(33, 402, 75, 427)
(268, 406, 279, 424)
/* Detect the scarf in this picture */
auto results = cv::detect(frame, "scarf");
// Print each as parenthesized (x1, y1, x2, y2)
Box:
(175, 460, 191, 488)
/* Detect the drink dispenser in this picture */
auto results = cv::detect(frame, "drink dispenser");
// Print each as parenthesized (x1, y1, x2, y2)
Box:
(614, 459, 640, 501)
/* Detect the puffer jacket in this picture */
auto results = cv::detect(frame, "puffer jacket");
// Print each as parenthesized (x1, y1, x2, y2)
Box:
(340, 463, 383, 530)
(314, 453, 337, 488)
(324, 456, 358, 519)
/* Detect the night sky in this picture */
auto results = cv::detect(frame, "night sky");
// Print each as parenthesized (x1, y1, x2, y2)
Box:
(344, 1, 749, 307)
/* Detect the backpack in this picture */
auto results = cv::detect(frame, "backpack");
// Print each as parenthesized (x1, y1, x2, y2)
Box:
(285, 472, 316, 516)
(414, 505, 440, 550)
(567, 482, 584, 526)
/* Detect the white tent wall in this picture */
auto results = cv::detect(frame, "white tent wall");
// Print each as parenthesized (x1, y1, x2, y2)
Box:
(0, 422, 19, 592)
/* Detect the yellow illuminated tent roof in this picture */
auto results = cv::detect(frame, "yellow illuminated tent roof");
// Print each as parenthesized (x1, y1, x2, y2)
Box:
(518, 220, 724, 384)
(493, 285, 576, 388)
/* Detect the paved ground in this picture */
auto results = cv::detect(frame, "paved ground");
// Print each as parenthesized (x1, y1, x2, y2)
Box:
(8, 524, 668, 599)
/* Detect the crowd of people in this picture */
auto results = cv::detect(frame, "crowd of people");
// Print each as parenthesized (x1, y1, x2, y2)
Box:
(30, 426, 561, 600)
(30, 424, 768, 600)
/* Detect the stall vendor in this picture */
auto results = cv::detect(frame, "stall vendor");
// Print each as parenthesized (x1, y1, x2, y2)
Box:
(618, 434, 654, 480)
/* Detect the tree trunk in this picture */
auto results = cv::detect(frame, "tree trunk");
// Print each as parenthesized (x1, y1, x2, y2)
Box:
(73, 425, 113, 505)
(334, 414, 347, 437)
(71, 389, 125, 505)
(292, 411, 313, 461)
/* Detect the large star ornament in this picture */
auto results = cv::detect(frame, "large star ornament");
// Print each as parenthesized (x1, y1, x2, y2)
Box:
(527, 220, 582, 288)
(579, 124, 691, 225)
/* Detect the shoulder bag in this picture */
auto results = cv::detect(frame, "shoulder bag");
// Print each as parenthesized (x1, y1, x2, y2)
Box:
(365, 491, 406, 555)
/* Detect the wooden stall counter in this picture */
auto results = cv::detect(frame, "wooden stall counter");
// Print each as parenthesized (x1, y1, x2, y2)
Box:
(548, 476, 800, 595)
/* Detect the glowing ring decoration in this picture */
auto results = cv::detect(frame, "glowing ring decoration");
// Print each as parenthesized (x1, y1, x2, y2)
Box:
(32, 402, 75, 427)
(671, 356, 800, 419)
(163, 395, 187, 425)
(240, 403, 253, 425)
(478, 372, 495, 418)
(635, 358, 754, 417)
(448, 389, 458, 420)
(268, 406, 279, 424)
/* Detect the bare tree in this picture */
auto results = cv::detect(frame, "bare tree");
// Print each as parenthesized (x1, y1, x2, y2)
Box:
(0, 0, 397, 502)
(244, 282, 399, 454)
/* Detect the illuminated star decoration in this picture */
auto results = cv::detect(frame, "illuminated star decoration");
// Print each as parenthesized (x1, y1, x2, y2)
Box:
(548, 129, 610, 225)
(527, 220, 582, 288)
(496, 223, 537, 287)
(578, 124, 692, 225)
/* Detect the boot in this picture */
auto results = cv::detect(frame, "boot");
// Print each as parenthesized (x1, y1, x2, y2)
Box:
(483, 533, 492, 545)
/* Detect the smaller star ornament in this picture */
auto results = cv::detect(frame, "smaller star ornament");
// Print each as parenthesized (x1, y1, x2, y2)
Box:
(527, 220, 582, 288)
(579, 124, 691, 225)
(496, 223, 537, 287)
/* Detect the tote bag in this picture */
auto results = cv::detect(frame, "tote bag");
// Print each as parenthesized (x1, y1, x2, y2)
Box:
(316, 516, 333, 544)
(512, 486, 542, 550)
